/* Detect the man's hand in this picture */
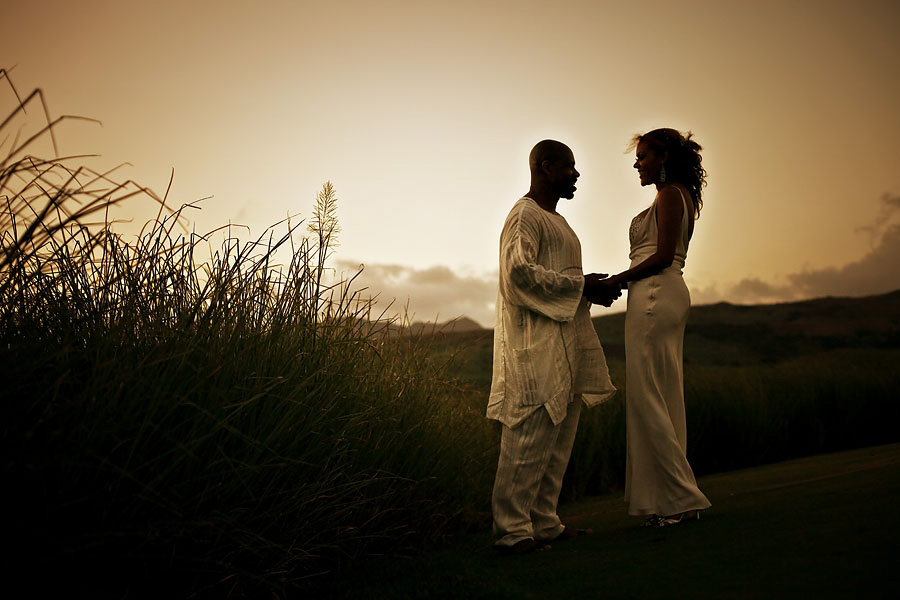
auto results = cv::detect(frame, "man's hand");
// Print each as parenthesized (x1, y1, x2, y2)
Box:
(584, 275, 622, 307)
(583, 273, 608, 297)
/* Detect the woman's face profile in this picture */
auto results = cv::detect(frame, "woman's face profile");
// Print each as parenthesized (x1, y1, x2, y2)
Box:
(634, 141, 665, 187)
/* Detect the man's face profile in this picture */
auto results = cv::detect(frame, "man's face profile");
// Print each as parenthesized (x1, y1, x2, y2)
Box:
(544, 149, 579, 200)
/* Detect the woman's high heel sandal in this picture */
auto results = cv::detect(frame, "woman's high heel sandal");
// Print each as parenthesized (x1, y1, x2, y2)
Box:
(658, 509, 700, 527)
(643, 515, 662, 528)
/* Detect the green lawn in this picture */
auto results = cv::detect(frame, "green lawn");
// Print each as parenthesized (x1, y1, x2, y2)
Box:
(338, 443, 900, 599)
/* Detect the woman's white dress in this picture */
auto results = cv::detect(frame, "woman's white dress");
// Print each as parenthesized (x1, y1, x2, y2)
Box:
(624, 188, 711, 517)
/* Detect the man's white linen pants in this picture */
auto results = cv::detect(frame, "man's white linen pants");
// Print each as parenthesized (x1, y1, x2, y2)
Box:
(491, 399, 582, 547)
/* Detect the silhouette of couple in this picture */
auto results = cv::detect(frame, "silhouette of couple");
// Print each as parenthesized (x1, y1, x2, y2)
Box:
(488, 132, 711, 555)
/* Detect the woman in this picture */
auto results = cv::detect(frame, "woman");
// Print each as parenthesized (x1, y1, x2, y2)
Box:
(596, 128, 711, 526)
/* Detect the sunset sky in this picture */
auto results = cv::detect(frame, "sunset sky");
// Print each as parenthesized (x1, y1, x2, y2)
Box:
(4, 0, 899, 327)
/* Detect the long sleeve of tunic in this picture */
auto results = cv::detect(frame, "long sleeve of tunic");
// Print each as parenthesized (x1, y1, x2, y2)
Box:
(487, 198, 616, 428)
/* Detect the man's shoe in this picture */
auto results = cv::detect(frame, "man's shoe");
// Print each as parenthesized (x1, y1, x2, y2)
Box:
(537, 526, 593, 543)
(493, 538, 551, 555)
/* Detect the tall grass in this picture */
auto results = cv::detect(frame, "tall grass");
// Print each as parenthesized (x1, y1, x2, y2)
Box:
(1, 76, 494, 597)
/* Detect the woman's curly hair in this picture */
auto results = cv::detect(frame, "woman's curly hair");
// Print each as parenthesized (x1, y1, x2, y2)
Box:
(631, 128, 707, 218)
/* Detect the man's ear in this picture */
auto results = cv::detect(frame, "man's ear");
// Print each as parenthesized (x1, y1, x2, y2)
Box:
(541, 159, 552, 175)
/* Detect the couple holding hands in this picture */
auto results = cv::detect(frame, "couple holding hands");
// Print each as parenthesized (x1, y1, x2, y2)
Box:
(488, 129, 711, 555)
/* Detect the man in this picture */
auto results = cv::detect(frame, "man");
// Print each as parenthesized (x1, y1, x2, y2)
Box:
(487, 139, 619, 555)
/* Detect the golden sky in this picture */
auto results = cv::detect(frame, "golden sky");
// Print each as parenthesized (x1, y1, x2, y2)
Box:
(4, 0, 900, 326)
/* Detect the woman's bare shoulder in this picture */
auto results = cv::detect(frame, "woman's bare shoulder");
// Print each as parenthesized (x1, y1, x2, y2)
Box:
(655, 185, 685, 203)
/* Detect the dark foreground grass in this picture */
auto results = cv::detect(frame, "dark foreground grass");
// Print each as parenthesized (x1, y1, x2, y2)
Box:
(342, 442, 900, 599)
(1, 79, 495, 597)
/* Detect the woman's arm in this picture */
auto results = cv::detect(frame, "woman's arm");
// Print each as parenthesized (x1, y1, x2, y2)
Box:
(606, 186, 684, 289)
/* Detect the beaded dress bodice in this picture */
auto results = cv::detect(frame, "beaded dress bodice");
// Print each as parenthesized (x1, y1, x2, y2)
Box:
(629, 213, 645, 246)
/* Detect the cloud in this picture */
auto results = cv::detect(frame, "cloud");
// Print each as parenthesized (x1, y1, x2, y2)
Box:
(328, 195, 900, 324)
(332, 260, 497, 327)
(719, 193, 900, 304)
(786, 224, 900, 298)
(721, 278, 796, 304)
(856, 192, 900, 242)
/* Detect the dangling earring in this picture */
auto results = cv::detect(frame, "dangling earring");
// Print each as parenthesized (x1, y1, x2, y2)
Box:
(659, 165, 667, 183)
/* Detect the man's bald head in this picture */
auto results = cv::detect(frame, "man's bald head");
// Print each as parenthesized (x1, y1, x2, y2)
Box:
(529, 140, 573, 174)
(526, 139, 579, 203)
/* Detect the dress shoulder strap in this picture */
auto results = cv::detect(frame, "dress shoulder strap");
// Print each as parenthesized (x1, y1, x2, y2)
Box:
(673, 185, 691, 215)
(673, 185, 693, 245)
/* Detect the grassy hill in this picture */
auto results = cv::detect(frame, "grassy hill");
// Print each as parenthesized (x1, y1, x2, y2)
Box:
(342, 300, 900, 597)
(433, 289, 900, 388)
(425, 290, 900, 495)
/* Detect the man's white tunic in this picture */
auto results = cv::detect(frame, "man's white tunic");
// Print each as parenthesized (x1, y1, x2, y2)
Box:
(487, 197, 616, 428)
